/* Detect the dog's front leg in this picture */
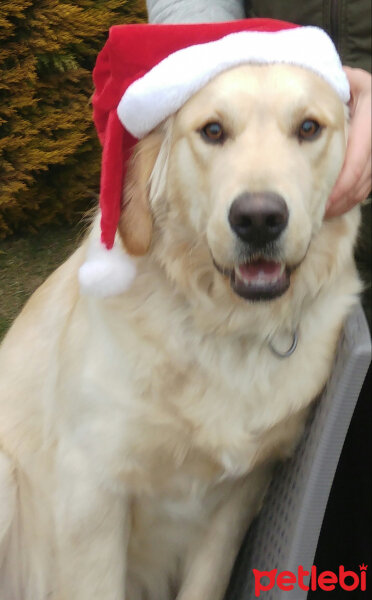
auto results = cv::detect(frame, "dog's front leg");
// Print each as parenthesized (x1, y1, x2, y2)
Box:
(176, 465, 272, 600)
(54, 443, 130, 600)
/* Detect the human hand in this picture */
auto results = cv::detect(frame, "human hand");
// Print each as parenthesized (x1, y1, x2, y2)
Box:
(325, 66, 371, 218)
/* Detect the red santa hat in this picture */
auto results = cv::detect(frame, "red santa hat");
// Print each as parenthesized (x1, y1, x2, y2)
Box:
(78, 18, 349, 297)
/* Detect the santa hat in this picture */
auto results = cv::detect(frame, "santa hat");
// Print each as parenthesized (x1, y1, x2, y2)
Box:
(78, 18, 349, 297)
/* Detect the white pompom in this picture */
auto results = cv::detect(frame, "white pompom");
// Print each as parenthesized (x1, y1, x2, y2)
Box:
(79, 240, 136, 297)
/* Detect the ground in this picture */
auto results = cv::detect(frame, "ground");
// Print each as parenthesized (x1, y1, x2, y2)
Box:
(0, 224, 82, 340)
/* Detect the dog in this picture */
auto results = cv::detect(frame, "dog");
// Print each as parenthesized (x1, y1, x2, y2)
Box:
(0, 63, 361, 600)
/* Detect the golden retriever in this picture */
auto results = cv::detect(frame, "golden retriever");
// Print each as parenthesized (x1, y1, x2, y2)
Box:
(0, 64, 361, 600)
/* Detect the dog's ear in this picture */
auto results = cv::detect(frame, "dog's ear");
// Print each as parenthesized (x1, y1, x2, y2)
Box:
(118, 130, 163, 256)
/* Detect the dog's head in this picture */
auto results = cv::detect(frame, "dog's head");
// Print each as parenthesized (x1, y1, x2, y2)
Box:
(118, 64, 357, 324)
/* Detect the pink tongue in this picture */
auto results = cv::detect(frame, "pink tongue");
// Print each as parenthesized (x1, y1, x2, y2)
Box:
(239, 260, 282, 279)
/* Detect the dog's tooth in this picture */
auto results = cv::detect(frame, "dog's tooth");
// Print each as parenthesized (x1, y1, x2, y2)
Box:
(235, 262, 285, 287)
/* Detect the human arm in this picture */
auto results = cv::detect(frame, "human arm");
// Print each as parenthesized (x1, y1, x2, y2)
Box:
(146, 0, 245, 23)
(326, 67, 372, 218)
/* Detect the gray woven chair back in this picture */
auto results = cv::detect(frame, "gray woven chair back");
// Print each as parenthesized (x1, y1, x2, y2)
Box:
(225, 303, 371, 599)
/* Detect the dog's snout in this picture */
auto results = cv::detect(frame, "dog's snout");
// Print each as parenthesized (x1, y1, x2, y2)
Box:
(228, 192, 289, 245)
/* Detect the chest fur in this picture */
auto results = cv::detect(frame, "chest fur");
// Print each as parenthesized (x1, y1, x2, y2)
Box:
(71, 309, 331, 496)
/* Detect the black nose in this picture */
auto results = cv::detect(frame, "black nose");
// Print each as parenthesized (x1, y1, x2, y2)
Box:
(228, 192, 289, 245)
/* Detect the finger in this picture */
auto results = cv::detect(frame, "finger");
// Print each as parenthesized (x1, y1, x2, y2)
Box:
(328, 113, 371, 205)
(353, 162, 372, 201)
(343, 66, 371, 100)
(326, 173, 370, 218)
(326, 161, 371, 218)
(330, 71, 371, 199)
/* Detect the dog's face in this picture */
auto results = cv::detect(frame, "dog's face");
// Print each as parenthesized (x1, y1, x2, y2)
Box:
(120, 64, 348, 308)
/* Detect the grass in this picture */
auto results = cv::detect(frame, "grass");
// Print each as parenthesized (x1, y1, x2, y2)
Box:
(0, 224, 83, 340)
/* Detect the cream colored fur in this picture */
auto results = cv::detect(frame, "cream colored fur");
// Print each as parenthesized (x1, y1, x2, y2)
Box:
(0, 65, 361, 600)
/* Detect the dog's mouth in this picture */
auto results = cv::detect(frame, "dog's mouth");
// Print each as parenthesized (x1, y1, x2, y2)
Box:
(214, 257, 290, 301)
(232, 259, 290, 300)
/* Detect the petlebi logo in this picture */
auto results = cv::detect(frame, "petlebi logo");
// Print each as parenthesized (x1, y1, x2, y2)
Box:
(253, 564, 368, 597)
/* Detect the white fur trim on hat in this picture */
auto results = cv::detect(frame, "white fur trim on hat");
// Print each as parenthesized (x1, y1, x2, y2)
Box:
(79, 238, 137, 297)
(118, 26, 349, 139)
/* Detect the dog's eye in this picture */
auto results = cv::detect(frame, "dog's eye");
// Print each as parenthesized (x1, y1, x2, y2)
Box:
(298, 119, 322, 141)
(200, 122, 225, 144)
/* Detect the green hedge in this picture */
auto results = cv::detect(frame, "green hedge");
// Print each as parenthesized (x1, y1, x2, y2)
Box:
(0, 0, 146, 237)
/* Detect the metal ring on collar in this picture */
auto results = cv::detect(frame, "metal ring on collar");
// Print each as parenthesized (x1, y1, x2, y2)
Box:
(269, 329, 298, 359)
